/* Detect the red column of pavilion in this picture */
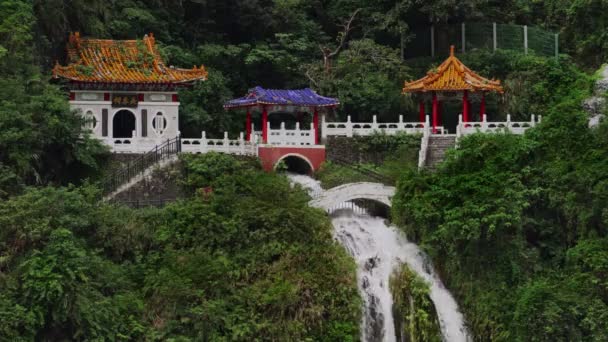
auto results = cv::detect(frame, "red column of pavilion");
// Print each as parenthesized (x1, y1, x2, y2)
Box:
(463, 90, 470, 123)
(261, 105, 268, 143)
(480, 92, 486, 121)
(419, 100, 425, 123)
(432, 92, 439, 133)
(313, 107, 320, 145)
(245, 108, 252, 141)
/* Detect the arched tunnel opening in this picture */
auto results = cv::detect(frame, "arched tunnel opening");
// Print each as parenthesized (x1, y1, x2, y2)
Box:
(330, 198, 391, 220)
(277, 155, 313, 175)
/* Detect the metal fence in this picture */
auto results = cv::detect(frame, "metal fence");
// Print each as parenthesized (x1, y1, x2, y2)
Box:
(406, 22, 558, 59)
(109, 198, 177, 209)
(331, 156, 393, 185)
(102, 135, 181, 196)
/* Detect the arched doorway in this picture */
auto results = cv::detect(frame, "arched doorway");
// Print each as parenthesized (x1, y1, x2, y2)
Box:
(276, 154, 314, 175)
(113, 110, 136, 138)
(328, 199, 391, 219)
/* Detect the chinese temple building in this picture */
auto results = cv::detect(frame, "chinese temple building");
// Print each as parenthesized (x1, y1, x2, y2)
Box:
(224, 87, 340, 172)
(53, 32, 208, 153)
(403, 45, 504, 133)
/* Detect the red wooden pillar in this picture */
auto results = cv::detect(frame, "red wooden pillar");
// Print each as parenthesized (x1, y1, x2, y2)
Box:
(438, 101, 443, 127)
(261, 106, 268, 143)
(463, 90, 470, 123)
(432, 92, 438, 133)
(313, 107, 320, 145)
(245, 108, 252, 141)
(419, 100, 425, 123)
(480, 92, 486, 121)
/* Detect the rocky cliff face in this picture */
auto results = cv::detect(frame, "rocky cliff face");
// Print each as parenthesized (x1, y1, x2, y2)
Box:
(586, 65, 608, 127)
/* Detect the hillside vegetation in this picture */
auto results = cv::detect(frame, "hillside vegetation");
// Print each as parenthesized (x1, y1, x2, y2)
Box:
(393, 57, 608, 340)
(0, 154, 361, 340)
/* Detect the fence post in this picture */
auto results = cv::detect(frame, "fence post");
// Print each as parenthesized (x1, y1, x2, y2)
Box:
(524, 25, 528, 54)
(239, 132, 245, 154)
(457, 114, 463, 137)
(400, 31, 405, 61)
(346, 115, 353, 138)
(555, 34, 559, 61)
(321, 114, 327, 140)
(461, 23, 466, 53)
(430, 25, 435, 57)
(493, 22, 497, 51)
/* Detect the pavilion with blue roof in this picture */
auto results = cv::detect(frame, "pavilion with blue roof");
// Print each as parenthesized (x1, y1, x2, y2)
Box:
(224, 86, 339, 144)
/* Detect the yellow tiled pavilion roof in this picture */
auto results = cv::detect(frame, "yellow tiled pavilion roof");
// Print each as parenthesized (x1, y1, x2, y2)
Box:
(402, 46, 503, 93)
(53, 32, 208, 85)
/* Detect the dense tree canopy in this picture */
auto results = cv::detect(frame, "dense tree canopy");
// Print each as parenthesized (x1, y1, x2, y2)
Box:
(0, 154, 361, 340)
(392, 54, 608, 340)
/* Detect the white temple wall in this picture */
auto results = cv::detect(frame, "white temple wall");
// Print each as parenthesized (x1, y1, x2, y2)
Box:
(70, 90, 180, 153)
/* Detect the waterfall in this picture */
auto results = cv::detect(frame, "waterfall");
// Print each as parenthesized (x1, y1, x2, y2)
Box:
(288, 173, 470, 342)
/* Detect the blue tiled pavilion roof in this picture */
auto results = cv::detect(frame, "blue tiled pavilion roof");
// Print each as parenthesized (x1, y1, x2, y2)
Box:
(224, 86, 340, 109)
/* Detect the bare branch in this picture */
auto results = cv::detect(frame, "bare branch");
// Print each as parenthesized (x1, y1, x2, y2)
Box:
(305, 70, 320, 88)
(328, 8, 361, 58)
(319, 8, 361, 73)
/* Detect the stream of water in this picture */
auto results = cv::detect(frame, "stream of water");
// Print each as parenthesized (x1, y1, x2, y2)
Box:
(287, 174, 470, 342)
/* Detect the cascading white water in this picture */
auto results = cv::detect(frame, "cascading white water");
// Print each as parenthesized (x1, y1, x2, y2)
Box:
(288, 173, 470, 342)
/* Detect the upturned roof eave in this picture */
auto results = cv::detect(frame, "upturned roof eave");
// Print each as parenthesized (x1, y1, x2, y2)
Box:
(402, 45, 504, 94)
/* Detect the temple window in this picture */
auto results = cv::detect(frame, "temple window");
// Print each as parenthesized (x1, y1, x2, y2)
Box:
(152, 112, 167, 136)
(84, 110, 97, 130)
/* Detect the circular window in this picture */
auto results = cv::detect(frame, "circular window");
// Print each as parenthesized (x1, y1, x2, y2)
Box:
(84, 110, 97, 130)
(152, 112, 168, 136)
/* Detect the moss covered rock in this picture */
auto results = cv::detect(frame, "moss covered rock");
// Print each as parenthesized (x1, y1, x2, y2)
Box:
(390, 264, 442, 342)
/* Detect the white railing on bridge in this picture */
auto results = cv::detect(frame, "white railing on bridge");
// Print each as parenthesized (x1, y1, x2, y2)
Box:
(267, 122, 316, 146)
(418, 116, 432, 169)
(181, 131, 257, 155)
(456, 114, 541, 138)
(322, 115, 428, 138)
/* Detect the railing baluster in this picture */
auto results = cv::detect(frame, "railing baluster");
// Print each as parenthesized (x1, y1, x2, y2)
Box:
(102, 135, 181, 196)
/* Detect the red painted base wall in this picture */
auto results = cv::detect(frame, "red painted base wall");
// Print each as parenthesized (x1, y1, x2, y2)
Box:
(258, 146, 326, 172)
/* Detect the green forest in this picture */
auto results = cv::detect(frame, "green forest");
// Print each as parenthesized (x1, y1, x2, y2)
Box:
(1, 0, 608, 341)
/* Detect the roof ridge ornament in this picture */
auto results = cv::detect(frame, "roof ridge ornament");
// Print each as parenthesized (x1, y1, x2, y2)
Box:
(402, 45, 503, 94)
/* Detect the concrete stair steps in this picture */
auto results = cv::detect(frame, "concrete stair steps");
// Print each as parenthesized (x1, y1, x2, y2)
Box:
(424, 136, 457, 170)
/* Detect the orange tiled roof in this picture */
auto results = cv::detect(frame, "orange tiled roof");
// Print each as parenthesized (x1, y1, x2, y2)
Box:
(402, 46, 503, 93)
(53, 32, 208, 84)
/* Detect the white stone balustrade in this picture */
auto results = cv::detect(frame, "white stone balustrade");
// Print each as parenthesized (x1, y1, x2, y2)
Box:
(456, 114, 541, 138)
(418, 116, 432, 169)
(181, 131, 257, 155)
(102, 136, 168, 153)
(266, 122, 315, 146)
(309, 182, 396, 211)
(323, 115, 427, 138)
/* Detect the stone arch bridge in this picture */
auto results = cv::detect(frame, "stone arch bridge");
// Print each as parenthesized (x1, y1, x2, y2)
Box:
(309, 182, 396, 211)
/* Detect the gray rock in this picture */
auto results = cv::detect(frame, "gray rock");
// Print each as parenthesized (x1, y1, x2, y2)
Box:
(586, 64, 608, 127)
(589, 114, 605, 128)
(583, 96, 606, 116)
(596, 65, 608, 93)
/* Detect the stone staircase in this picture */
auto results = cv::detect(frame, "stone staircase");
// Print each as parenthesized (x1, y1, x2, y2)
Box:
(425, 135, 457, 170)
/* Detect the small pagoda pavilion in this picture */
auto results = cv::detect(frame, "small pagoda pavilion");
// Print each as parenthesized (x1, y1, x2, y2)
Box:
(224, 86, 339, 145)
(402, 46, 504, 133)
(53, 32, 208, 152)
